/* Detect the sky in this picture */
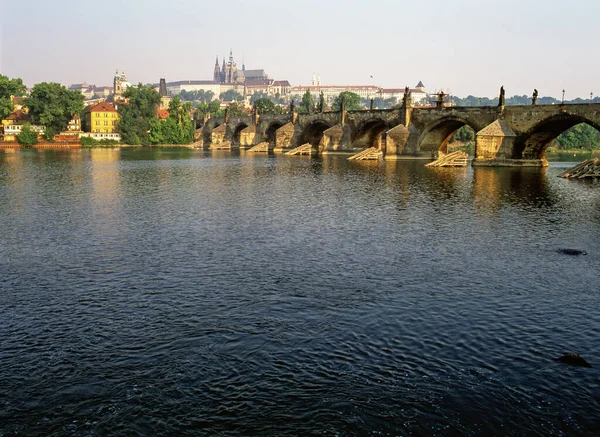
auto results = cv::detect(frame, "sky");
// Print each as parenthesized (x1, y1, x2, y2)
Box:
(1, 0, 598, 99)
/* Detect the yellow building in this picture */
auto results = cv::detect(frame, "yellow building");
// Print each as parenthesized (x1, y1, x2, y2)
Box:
(84, 102, 119, 133)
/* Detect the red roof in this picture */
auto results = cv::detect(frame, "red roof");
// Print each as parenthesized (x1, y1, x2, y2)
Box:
(89, 102, 118, 113)
(157, 109, 170, 119)
(6, 110, 30, 122)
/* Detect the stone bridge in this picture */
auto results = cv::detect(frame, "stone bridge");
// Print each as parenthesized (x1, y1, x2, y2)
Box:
(200, 102, 600, 166)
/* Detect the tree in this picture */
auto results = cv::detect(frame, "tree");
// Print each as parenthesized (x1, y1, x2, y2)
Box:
(0, 75, 26, 119)
(298, 90, 314, 113)
(250, 91, 271, 105)
(117, 83, 161, 145)
(332, 91, 362, 111)
(253, 98, 276, 115)
(25, 82, 84, 133)
(42, 127, 57, 142)
(219, 89, 243, 102)
(195, 100, 222, 120)
(450, 125, 475, 143)
(556, 123, 600, 150)
(148, 96, 195, 145)
(225, 102, 245, 116)
(179, 89, 215, 103)
(16, 124, 38, 147)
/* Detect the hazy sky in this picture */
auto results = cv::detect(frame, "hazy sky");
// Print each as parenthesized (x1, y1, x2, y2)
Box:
(1, 0, 598, 98)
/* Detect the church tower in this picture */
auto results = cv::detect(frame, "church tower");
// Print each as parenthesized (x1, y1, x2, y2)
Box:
(213, 56, 221, 82)
(114, 69, 128, 99)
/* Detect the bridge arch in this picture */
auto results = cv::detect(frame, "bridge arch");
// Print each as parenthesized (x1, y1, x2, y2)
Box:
(265, 121, 286, 145)
(514, 114, 600, 159)
(232, 122, 248, 145)
(300, 120, 332, 147)
(351, 118, 391, 151)
(419, 116, 479, 157)
(203, 119, 223, 145)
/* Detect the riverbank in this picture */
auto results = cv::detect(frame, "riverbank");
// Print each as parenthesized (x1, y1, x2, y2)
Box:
(546, 148, 600, 162)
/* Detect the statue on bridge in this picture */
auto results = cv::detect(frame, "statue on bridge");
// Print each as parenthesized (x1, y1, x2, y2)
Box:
(290, 99, 295, 114)
(436, 90, 445, 108)
(532, 89, 538, 105)
(498, 86, 505, 107)
(370, 98, 374, 110)
(252, 104, 258, 124)
(403, 86, 412, 108)
(318, 91, 325, 113)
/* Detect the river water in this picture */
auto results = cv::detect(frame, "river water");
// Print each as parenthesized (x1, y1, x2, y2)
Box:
(1, 148, 599, 436)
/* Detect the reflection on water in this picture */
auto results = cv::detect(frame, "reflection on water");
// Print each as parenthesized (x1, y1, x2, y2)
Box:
(1, 148, 599, 436)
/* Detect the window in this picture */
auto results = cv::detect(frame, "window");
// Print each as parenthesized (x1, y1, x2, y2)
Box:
(96, 120, 100, 125)
(104, 121, 108, 126)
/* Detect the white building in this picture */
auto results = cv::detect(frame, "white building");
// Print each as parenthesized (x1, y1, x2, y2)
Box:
(166, 80, 222, 97)
(3, 124, 45, 137)
(290, 85, 381, 105)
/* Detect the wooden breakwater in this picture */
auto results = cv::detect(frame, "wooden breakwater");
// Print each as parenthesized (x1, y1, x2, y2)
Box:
(426, 151, 468, 167)
(559, 158, 600, 178)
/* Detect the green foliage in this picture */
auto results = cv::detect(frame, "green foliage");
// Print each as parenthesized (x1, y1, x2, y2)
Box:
(555, 123, 600, 150)
(225, 102, 246, 117)
(42, 126, 57, 142)
(0, 75, 26, 119)
(332, 91, 362, 111)
(179, 89, 215, 103)
(298, 90, 315, 114)
(148, 96, 194, 145)
(361, 97, 398, 109)
(194, 100, 222, 120)
(80, 136, 120, 147)
(117, 83, 161, 145)
(16, 124, 38, 146)
(25, 82, 84, 133)
(253, 98, 276, 115)
(250, 91, 270, 105)
(219, 89, 243, 102)
(450, 125, 475, 143)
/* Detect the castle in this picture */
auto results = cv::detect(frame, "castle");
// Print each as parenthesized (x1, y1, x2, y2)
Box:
(213, 50, 269, 85)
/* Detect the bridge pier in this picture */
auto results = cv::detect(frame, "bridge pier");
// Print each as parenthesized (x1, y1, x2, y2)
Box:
(273, 122, 298, 152)
(320, 124, 353, 154)
(383, 124, 421, 160)
(239, 125, 257, 148)
(473, 119, 548, 167)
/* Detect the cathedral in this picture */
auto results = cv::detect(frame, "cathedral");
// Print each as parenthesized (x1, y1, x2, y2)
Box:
(214, 50, 245, 84)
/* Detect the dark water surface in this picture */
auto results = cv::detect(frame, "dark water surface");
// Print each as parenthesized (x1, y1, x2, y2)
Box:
(1, 148, 599, 436)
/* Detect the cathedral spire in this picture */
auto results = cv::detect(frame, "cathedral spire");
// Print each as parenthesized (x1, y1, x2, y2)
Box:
(214, 56, 221, 82)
